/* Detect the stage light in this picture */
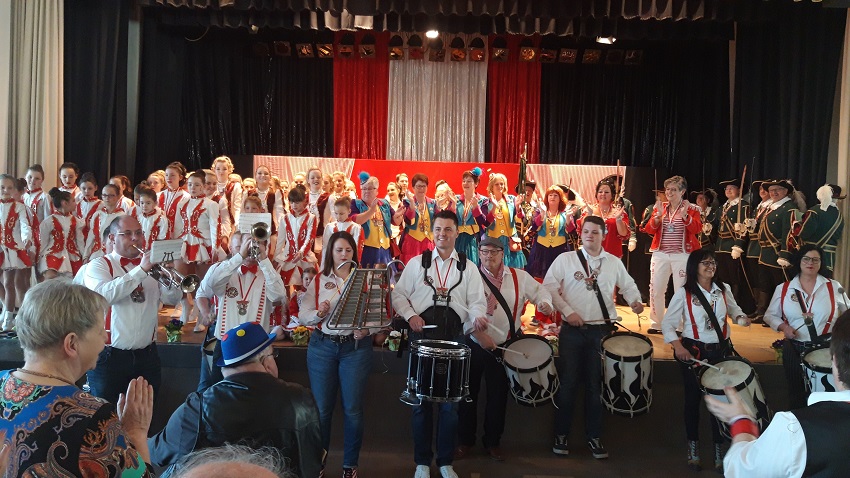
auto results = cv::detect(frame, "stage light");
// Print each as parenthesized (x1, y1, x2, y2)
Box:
(596, 36, 616, 45)
(426, 30, 439, 39)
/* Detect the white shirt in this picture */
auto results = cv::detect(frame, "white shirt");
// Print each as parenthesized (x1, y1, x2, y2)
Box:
(764, 275, 849, 342)
(274, 212, 317, 265)
(769, 196, 790, 211)
(84, 251, 182, 349)
(138, 208, 168, 247)
(543, 248, 641, 324)
(322, 221, 363, 254)
(204, 253, 285, 339)
(723, 389, 850, 478)
(662, 282, 745, 344)
(392, 249, 488, 334)
(23, 189, 50, 225)
(477, 266, 552, 345)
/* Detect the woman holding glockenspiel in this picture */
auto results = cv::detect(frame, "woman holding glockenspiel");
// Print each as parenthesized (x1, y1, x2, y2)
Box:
(662, 247, 749, 473)
(763, 244, 849, 409)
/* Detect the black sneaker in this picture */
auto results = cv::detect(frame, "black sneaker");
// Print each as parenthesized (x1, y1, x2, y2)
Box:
(587, 438, 609, 459)
(647, 328, 662, 335)
(552, 435, 569, 456)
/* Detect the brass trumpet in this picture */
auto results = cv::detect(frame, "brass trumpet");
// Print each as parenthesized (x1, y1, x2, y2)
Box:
(249, 222, 270, 259)
(132, 246, 201, 293)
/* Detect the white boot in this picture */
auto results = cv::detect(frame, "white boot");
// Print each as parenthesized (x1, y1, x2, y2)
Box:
(179, 298, 191, 324)
(2, 311, 14, 331)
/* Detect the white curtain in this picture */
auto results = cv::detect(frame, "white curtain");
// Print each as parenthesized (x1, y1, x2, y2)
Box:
(387, 34, 487, 163)
(831, 14, 850, 288)
(4, 0, 63, 184)
(251, 155, 355, 182)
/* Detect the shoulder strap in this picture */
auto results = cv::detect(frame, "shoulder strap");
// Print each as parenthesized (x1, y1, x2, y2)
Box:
(781, 281, 791, 322)
(692, 286, 726, 344)
(685, 291, 700, 340)
(794, 288, 819, 340)
(576, 251, 611, 324)
(479, 269, 518, 341)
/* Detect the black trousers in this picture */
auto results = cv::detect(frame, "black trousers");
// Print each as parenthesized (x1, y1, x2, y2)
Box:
(457, 337, 509, 448)
(783, 340, 810, 410)
(679, 338, 724, 443)
(87, 343, 161, 404)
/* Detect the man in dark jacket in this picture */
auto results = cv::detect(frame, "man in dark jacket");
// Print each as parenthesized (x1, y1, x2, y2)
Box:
(149, 322, 324, 478)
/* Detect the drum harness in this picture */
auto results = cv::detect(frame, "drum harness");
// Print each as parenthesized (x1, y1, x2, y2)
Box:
(409, 250, 468, 344)
(479, 267, 521, 361)
(678, 286, 739, 370)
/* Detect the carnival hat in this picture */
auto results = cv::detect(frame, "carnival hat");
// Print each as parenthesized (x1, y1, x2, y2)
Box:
(829, 184, 847, 200)
(718, 179, 745, 190)
(215, 322, 276, 367)
(762, 179, 795, 194)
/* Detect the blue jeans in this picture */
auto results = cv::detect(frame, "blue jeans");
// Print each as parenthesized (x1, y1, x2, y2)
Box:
(197, 331, 223, 392)
(87, 343, 161, 405)
(307, 330, 373, 468)
(554, 324, 612, 440)
(410, 332, 465, 467)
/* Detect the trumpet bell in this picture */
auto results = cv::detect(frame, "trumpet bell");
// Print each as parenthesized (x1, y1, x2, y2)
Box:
(251, 222, 270, 241)
(181, 274, 201, 293)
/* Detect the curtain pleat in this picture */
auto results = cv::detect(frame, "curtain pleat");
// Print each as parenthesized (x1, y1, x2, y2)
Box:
(6, 0, 63, 184)
(386, 34, 488, 162)
(333, 31, 390, 159)
(487, 35, 541, 164)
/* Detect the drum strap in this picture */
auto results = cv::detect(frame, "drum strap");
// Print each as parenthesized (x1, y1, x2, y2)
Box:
(794, 289, 823, 342)
(692, 288, 734, 355)
(576, 250, 611, 324)
(479, 268, 520, 342)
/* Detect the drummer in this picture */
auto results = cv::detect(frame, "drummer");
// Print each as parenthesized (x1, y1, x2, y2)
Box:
(391, 209, 488, 478)
(543, 215, 644, 460)
(763, 244, 850, 409)
(455, 237, 556, 462)
(661, 247, 750, 473)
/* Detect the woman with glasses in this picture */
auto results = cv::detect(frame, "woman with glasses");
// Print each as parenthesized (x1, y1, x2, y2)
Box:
(662, 247, 749, 473)
(764, 244, 850, 409)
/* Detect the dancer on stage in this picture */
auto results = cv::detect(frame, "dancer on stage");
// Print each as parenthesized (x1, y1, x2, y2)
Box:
(212, 156, 242, 227)
(527, 186, 574, 280)
(763, 244, 849, 409)
(662, 247, 749, 473)
(300, 231, 377, 478)
(744, 180, 772, 322)
(58, 162, 82, 204)
(351, 174, 402, 268)
(796, 184, 845, 273)
(693, 189, 719, 249)
(392, 210, 488, 478)
(159, 162, 190, 240)
(716, 179, 754, 314)
(275, 185, 318, 289)
(0, 175, 33, 330)
(76, 173, 102, 259)
(454, 168, 488, 265)
(582, 180, 630, 258)
(86, 184, 127, 262)
(23, 165, 50, 234)
(135, 185, 167, 250)
(484, 173, 525, 268)
(146, 170, 166, 193)
(757, 180, 804, 299)
(38, 188, 84, 280)
(643, 176, 702, 334)
(400, 173, 436, 264)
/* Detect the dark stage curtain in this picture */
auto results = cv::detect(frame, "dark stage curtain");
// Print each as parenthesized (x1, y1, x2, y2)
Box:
(538, 39, 730, 189)
(732, 1, 846, 200)
(333, 31, 389, 159)
(487, 35, 541, 164)
(64, 0, 130, 185)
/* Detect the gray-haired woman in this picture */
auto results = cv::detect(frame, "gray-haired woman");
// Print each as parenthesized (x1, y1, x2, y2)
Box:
(0, 279, 154, 477)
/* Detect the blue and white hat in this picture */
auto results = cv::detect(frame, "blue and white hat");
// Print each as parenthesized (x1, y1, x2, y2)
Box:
(215, 322, 276, 367)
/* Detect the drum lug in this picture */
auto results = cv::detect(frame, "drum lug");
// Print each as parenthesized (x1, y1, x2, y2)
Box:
(399, 391, 422, 407)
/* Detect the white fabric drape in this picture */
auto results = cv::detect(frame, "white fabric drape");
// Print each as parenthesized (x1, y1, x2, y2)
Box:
(4, 0, 63, 184)
(831, 14, 850, 288)
(252, 156, 355, 182)
(525, 164, 619, 207)
(387, 34, 487, 163)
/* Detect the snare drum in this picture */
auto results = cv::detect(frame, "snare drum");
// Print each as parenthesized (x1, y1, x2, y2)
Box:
(502, 335, 559, 407)
(400, 339, 471, 406)
(600, 332, 653, 417)
(700, 356, 772, 439)
(802, 344, 836, 393)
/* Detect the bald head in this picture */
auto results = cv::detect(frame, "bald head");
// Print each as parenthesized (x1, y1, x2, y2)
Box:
(178, 462, 280, 478)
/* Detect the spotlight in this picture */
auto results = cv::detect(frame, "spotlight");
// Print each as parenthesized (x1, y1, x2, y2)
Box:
(426, 30, 439, 39)
(596, 36, 616, 45)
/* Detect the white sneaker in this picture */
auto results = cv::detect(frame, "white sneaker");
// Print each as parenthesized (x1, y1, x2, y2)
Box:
(193, 322, 206, 333)
(1, 311, 14, 331)
(439, 465, 458, 478)
(414, 465, 430, 478)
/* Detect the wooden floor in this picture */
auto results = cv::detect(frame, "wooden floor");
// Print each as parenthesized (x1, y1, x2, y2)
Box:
(158, 303, 782, 364)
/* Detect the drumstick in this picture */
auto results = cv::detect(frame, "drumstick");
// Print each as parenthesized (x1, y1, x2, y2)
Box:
(421, 324, 438, 329)
(496, 346, 529, 358)
(691, 358, 722, 372)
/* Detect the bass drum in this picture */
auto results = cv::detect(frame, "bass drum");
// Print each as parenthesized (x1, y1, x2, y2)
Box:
(700, 356, 772, 440)
(600, 332, 653, 417)
(502, 335, 559, 407)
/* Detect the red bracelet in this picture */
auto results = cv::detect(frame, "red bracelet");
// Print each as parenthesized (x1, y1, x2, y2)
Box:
(729, 418, 759, 438)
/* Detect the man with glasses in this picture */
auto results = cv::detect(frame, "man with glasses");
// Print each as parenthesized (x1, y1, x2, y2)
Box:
(455, 236, 555, 462)
(544, 215, 644, 460)
(757, 180, 801, 291)
(84, 215, 183, 403)
(149, 322, 323, 478)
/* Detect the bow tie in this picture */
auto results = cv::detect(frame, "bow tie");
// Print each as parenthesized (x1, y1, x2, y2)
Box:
(120, 257, 142, 267)
(241, 264, 258, 275)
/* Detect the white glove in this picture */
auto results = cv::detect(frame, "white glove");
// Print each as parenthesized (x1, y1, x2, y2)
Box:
(731, 246, 743, 260)
(733, 223, 746, 234)
(628, 238, 637, 252)
(777, 258, 792, 268)
(702, 223, 713, 235)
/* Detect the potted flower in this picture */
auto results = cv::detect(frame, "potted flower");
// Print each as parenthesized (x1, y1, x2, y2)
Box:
(384, 330, 402, 351)
(164, 319, 184, 343)
(772, 339, 784, 364)
(291, 325, 311, 346)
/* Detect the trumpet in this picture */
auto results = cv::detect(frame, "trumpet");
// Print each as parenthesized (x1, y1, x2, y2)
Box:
(249, 222, 270, 259)
(131, 246, 201, 293)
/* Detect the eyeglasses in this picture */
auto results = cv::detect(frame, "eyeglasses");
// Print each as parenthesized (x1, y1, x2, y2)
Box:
(262, 349, 280, 360)
(801, 257, 822, 264)
(115, 230, 145, 238)
(699, 260, 717, 267)
(479, 249, 503, 256)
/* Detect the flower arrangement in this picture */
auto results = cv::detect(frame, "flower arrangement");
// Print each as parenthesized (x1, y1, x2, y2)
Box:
(771, 339, 784, 364)
(544, 334, 559, 356)
(291, 325, 311, 346)
(164, 319, 184, 343)
(384, 330, 402, 351)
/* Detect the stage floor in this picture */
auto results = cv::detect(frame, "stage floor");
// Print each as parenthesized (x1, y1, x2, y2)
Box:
(159, 303, 782, 365)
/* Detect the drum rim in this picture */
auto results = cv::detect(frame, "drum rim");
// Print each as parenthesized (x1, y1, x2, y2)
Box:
(699, 356, 756, 394)
(502, 335, 555, 373)
(411, 339, 471, 357)
(601, 331, 653, 361)
(802, 345, 834, 374)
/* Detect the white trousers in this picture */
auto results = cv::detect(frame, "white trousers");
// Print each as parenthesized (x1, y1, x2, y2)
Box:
(649, 251, 689, 329)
